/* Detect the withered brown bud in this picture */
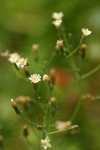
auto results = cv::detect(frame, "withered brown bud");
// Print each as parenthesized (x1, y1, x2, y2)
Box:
(23, 125, 29, 138)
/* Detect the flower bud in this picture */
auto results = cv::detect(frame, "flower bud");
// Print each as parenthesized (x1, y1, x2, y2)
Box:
(32, 44, 39, 52)
(79, 44, 87, 59)
(50, 97, 56, 103)
(32, 44, 39, 62)
(11, 99, 21, 115)
(23, 125, 29, 138)
(43, 74, 50, 81)
(50, 97, 57, 115)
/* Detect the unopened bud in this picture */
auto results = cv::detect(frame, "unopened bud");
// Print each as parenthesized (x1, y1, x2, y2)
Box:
(50, 97, 57, 115)
(80, 44, 87, 50)
(23, 125, 29, 138)
(49, 68, 56, 85)
(11, 99, 21, 115)
(79, 44, 87, 59)
(32, 44, 39, 62)
(16, 96, 31, 104)
(50, 97, 56, 103)
(32, 44, 39, 52)
(43, 74, 50, 81)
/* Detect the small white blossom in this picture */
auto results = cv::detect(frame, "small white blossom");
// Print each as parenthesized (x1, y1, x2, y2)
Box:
(29, 74, 41, 84)
(16, 57, 28, 69)
(8, 52, 20, 63)
(11, 99, 14, 103)
(43, 74, 50, 81)
(82, 28, 92, 37)
(52, 20, 62, 28)
(52, 12, 64, 20)
(41, 136, 51, 149)
(56, 40, 63, 47)
(55, 120, 72, 131)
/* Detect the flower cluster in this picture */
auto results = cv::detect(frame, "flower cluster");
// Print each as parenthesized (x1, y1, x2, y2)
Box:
(52, 12, 64, 29)
(8, 52, 28, 69)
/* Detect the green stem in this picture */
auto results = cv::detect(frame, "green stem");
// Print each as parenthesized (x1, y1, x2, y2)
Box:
(44, 114, 55, 128)
(70, 60, 83, 122)
(21, 113, 38, 127)
(39, 102, 46, 113)
(81, 64, 100, 79)
(47, 125, 78, 135)
(67, 46, 80, 58)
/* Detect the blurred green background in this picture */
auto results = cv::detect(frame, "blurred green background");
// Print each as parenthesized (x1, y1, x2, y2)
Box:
(0, 0, 100, 150)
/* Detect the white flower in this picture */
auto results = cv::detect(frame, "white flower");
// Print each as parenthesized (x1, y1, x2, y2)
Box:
(43, 74, 50, 81)
(52, 12, 64, 20)
(11, 99, 14, 103)
(41, 136, 51, 149)
(52, 20, 62, 28)
(82, 28, 92, 37)
(56, 40, 63, 47)
(55, 120, 72, 131)
(29, 74, 41, 83)
(16, 57, 28, 69)
(8, 52, 20, 63)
